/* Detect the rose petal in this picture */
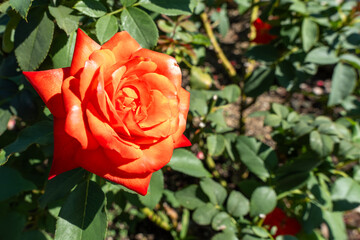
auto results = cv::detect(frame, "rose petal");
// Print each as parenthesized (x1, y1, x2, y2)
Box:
(101, 31, 141, 64)
(91, 71, 130, 136)
(133, 48, 182, 90)
(62, 76, 98, 149)
(70, 29, 101, 76)
(23, 68, 69, 118)
(75, 148, 151, 195)
(86, 104, 142, 159)
(123, 57, 157, 78)
(171, 88, 190, 144)
(139, 90, 171, 128)
(141, 73, 177, 97)
(49, 118, 80, 179)
(79, 60, 99, 101)
(174, 134, 191, 148)
(106, 136, 174, 175)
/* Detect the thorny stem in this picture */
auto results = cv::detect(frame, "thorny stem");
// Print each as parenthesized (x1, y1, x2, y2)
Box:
(200, 12, 237, 79)
(206, 155, 228, 187)
(239, 0, 260, 134)
(141, 207, 172, 231)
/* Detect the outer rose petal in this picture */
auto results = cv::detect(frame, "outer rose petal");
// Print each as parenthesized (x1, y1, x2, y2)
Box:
(70, 29, 101, 76)
(49, 118, 80, 178)
(75, 148, 152, 195)
(62, 76, 98, 149)
(101, 31, 141, 64)
(172, 88, 190, 145)
(23, 68, 69, 118)
(105, 136, 174, 175)
(133, 48, 182, 90)
(174, 134, 191, 148)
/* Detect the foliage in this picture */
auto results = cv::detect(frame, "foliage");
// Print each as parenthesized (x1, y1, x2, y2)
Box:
(0, 0, 359, 239)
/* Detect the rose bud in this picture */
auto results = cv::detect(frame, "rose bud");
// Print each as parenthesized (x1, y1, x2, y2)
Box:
(251, 18, 277, 45)
(263, 207, 301, 237)
(23, 29, 191, 195)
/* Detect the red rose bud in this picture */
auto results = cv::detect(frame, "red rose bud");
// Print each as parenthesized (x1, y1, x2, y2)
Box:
(252, 18, 277, 44)
(263, 208, 301, 237)
(23, 29, 191, 195)
(316, 80, 324, 87)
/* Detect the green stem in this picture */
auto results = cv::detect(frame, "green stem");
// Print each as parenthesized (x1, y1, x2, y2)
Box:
(206, 155, 227, 187)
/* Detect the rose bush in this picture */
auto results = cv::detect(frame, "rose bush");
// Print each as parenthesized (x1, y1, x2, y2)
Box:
(23, 29, 190, 195)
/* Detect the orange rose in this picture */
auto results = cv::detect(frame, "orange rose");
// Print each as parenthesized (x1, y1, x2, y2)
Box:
(23, 29, 190, 195)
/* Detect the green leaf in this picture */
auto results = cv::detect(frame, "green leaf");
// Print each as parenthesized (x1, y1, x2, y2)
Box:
(212, 230, 239, 240)
(219, 84, 241, 103)
(211, 212, 237, 232)
(0, 167, 35, 201)
(139, 170, 164, 209)
(74, 0, 107, 18)
(0, 109, 11, 135)
(139, 0, 192, 16)
(264, 114, 282, 127)
(250, 186, 276, 217)
(245, 45, 278, 62)
(0, 211, 26, 240)
(323, 211, 347, 240)
(0, 150, 6, 166)
(121, 7, 158, 49)
(328, 63, 357, 106)
(272, 103, 289, 119)
(309, 130, 334, 157)
(305, 46, 339, 65)
(167, 149, 211, 178)
(276, 172, 310, 193)
(200, 178, 227, 206)
(244, 67, 275, 98)
(302, 203, 323, 233)
(226, 190, 250, 217)
(39, 168, 86, 208)
(175, 185, 208, 210)
(21, 230, 47, 240)
(190, 66, 212, 89)
(4, 121, 53, 158)
(235, 136, 273, 181)
(49, 5, 81, 35)
(14, 10, 54, 71)
(290, 0, 307, 14)
(163, 189, 180, 208)
(95, 15, 118, 44)
(2, 13, 21, 53)
(189, 90, 208, 116)
(50, 31, 77, 68)
(207, 134, 226, 157)
(340, 53, 360, 69)
(121, 0, 137, 7)
(302, 18, 318, 52)
(55, 181, 107, 240)
(192, 203, 219, 225)
(10, 0, 32, 19)
(331, 177, 360, 211)
(207, 109, 233, 133)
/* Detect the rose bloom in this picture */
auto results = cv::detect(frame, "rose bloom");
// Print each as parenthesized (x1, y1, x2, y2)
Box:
(263, 207, 301, 237)
(23, 29, 190, 195)
(252, 18, 277, 44)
